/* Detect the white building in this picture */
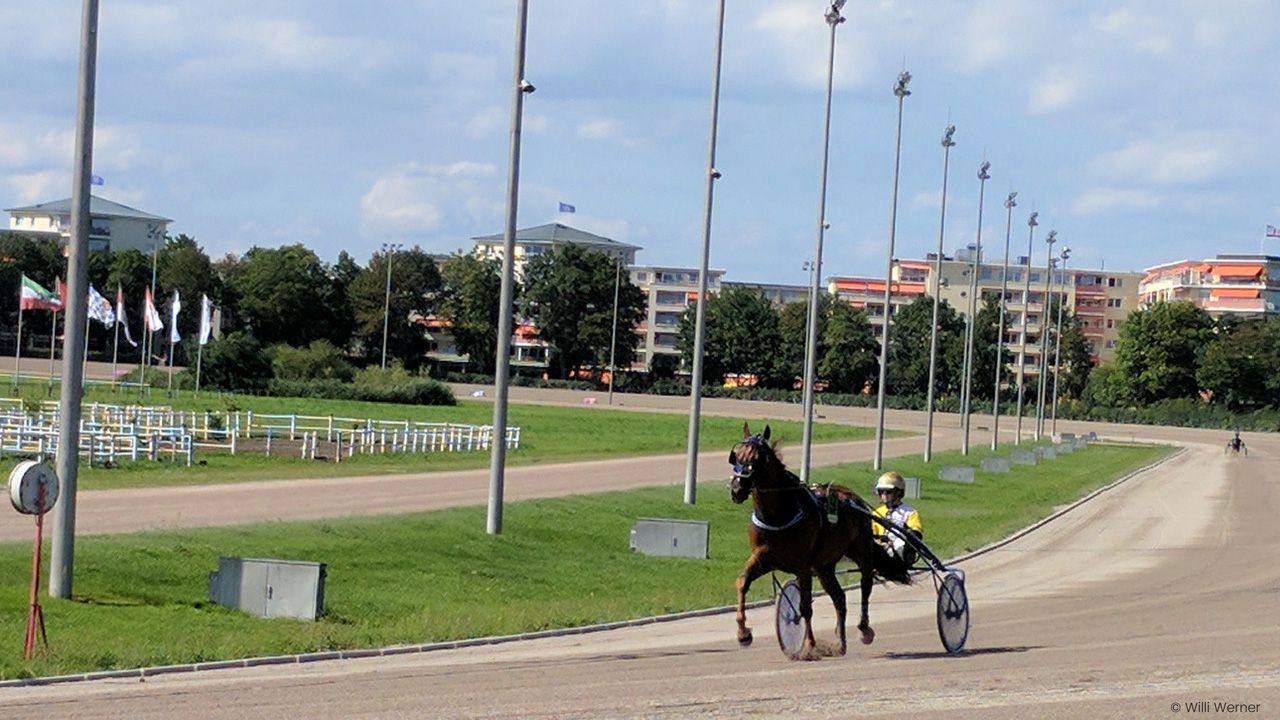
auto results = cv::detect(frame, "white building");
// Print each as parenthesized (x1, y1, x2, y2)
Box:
(5, 195, 171, 253)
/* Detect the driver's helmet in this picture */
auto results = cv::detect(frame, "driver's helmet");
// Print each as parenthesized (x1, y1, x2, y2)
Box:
(875, 471, 906, 494)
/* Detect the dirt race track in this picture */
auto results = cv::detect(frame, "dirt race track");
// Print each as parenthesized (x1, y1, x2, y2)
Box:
(1, 387, 1278, 718)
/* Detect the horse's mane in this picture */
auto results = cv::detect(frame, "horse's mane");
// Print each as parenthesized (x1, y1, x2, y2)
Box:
(761, 437, 871, 511)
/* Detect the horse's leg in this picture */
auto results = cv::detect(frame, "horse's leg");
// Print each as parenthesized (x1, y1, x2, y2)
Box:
(856, 562, 875, 645)
(735, 550, 770, 646)
(816, 566, 847, 656)
(798, 572, 818, 658)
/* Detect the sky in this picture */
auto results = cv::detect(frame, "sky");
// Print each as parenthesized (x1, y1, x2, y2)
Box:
(1, 1, 1277, 285)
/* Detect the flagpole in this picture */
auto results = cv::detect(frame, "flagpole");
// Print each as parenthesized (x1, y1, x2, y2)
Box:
(81, 312, 89, 389)
(195, 342, 203, 396)
(48, 310, 57, 387)
(110, 301, 119, 391)
(13, 302, 23, 391)
(167, 335, 174, 395)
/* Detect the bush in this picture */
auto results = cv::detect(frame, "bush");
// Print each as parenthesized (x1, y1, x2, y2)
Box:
(270, 340, 354, 382)
(200, 332, 273, 392)
(267, 378, 456, 406)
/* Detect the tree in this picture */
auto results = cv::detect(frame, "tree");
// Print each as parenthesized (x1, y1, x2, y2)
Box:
(229, 244, 350, 348)
(818, 300, 879, 394)
(438, 253, 502, 373)
(1197, 318, 1280, 410)
(198, 331, 272, 391)
(886, 295, 965, 398)
(777, 294, 879, 394)
(156, 235, 222, 363)
(348, 247, 441, 367)
(1052, 310, 1093, 400)
(520, 245, 646, 380)
(676, 286, 783, 387)
(966, 293, 1013, 402)
(1111, 300, 1214, 403)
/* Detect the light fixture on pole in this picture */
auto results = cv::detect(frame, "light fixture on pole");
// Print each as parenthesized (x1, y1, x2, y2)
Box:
(1034, 229, 1058, 441)
(1014, 211, 1038, 444)
(923, 124, 956, 463)
(607, 258, 621, 406)
(379, 241, 403, 370)
(959, 160, 991, 455)
(487, 0, 534, 535)
(1050, 246, 1071, 437)
(990, 191, 1017, 450)
(800, 0, 846, 484)
(872, 68, 911, 472)
(682, 0, 727, 505)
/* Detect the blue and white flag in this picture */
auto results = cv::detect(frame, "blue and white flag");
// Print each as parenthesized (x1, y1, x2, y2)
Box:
(558, 201, 575, 213)
(87, 284, 116, 326)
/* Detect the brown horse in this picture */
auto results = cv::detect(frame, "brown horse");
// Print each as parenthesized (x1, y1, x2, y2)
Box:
(729, 423, 894, 658)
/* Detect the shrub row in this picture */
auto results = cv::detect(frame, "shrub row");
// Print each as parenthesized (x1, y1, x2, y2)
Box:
(267, 378, 456, 406)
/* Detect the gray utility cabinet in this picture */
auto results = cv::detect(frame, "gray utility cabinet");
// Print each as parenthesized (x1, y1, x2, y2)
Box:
(630, 518, 709, 559)
(208, 557, 326, 621)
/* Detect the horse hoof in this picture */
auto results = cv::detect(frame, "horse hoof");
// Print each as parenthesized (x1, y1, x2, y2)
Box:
(738, 629, 753, 647)
(860, 627, 875, 645)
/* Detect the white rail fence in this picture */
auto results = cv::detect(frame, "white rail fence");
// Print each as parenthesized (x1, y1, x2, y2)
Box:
(0, 402, 519, 466)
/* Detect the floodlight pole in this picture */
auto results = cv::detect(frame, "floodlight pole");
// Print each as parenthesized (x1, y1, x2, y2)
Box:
(380, 242, 402, 369)
(1034, 230, 1058, 440)
(607, 258, 620, 406)
(50, 0, 99, 599)
(990, 191, 1017, 449)
(959, 160, 990, 455)
(800, 1, 845, 484)
(872, 69, 911, 471)
(1014, 212, 1038, 444)
(683, 0, 726, 504)
(1050, 247, 1071, 436)
(923, 124, 955, 463)
(487, 0, 532, 535)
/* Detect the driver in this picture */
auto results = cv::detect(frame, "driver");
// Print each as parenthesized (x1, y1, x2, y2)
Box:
(872, 471, 923, 569)
(1228, 431, 1246, 455)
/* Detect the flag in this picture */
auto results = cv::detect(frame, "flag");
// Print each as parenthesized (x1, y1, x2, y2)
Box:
(198, 294, 214, 346)
(1268, 224, 1280, 239)
(87, 285, 116, 326)
(89, 174, 104, 186)
(558, 201, 575, 213)
(116, 285, 137, 347)
(19, 275, 63, 311)
(144, 287, 164, 332)
(56, 278, 66, 306)
(168, 290, 181, 344)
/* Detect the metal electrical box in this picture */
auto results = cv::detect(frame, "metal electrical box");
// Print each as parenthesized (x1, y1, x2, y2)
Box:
(208, 557, 326, 621)
(629, 518, 709, 559)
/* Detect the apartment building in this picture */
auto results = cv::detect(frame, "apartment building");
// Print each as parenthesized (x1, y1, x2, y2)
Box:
(471, 223, 639, 276)
(829, 247, 1141, 375)
(1139, 254, 1280, 318)
(5, 195, 171, 253)
(629, 265, 725, 371)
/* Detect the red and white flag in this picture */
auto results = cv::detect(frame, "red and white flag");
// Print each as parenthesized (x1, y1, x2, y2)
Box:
(116, 285, 138, 347)
(143, 287, 164, 332)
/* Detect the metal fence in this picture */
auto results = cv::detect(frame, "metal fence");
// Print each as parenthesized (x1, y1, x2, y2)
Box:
(0, 401, 520, 466)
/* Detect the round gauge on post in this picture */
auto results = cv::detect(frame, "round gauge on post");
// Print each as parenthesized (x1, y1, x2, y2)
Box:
(8, 460, 58, 515)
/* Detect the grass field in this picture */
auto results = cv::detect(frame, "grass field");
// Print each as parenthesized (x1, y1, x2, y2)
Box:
(0, 381, 885, 489)
(0, 442, 1171, 679)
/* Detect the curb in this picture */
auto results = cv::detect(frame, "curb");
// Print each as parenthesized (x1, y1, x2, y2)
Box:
(0, 441, 1182, 689)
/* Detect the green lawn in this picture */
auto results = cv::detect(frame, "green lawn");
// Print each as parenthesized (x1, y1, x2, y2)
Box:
(0, 383, 886, 489)
(0, 442, 1171, 679)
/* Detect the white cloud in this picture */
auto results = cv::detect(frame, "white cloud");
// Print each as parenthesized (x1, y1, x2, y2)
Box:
(1071, 187, 1162, 216)
(359, 162, 500, 239)
(1028, 65, 1083, 114)
(1091, 8, 1170, 56)
(4, 171, 65, 204)
(577, 119, 632, 144)
(1088, 139, 1228, 186)
(464, 107, 504, 139)
(911, 190, 941, 211)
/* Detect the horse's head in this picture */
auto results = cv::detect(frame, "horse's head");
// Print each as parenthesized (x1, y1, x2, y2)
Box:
(728, 423, 775, 504)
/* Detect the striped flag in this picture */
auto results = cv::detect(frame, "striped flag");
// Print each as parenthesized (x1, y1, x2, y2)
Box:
(19, 275, 63, 311)
(144, 287, 164, 332)
(116, 286, 137, 347)
(1267, 224, 1279, 239)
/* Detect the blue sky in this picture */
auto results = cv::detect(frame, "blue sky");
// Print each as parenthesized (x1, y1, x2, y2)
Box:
(1, 1, 1277, 284)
